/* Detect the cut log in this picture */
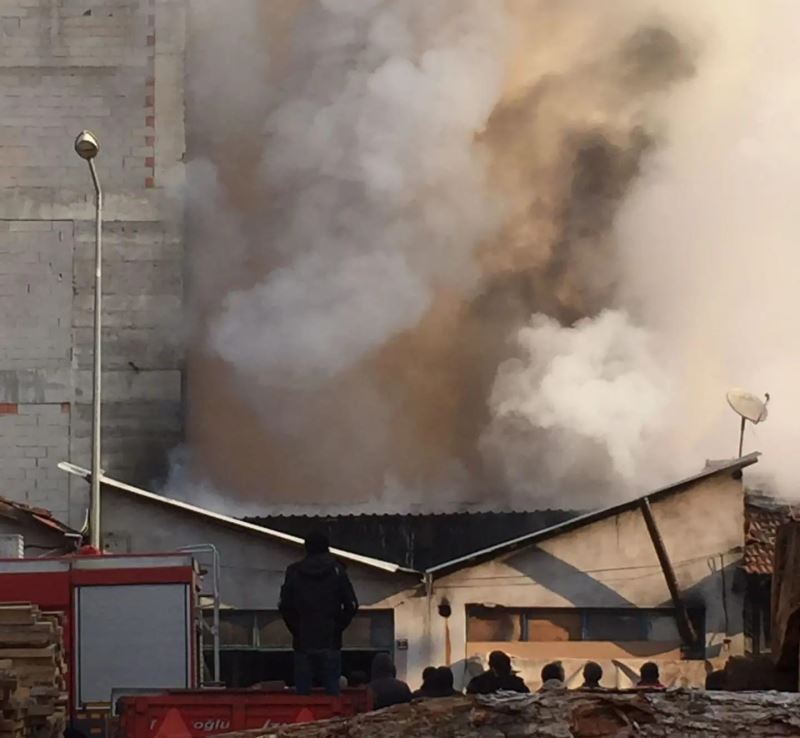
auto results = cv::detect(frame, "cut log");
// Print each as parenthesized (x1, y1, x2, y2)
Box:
(215, 690, 800, 738)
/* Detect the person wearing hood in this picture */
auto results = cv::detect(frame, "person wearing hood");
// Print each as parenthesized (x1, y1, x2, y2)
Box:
(368, 652, 412, 709)
(466, 651, 529, 695)
(420, 666, 462, 698)
(279, 531, 358, 695)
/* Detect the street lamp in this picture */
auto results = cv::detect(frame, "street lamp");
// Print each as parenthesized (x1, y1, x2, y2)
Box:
(74, 130, 103, 550)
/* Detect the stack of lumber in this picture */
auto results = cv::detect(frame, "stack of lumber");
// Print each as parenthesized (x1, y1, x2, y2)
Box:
(0, 603, 67, 738)
(217, 690, 800, 738)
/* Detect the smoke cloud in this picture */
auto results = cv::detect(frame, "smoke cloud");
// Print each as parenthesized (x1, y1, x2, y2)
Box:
(482, 310, 672, 506)
(182, 1, 797, 510)
(208, 0, 507, 385)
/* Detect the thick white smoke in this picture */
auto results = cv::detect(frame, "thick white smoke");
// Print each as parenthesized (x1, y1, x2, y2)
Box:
(488, 311, 671, 488)
(208, 0, 507, 385)
(482, 2, 800, 502)
(612, 1, 800, 494)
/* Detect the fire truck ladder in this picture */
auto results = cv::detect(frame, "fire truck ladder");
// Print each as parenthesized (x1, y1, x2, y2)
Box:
(179, 544, 221, 685)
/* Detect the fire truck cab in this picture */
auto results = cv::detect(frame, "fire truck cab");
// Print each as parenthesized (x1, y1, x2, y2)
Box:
(0, 552, 202, 735)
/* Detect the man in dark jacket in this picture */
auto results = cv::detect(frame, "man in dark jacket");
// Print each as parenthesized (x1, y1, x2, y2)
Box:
(368, 652, 412, 709)
(279, 532, 358, 695)
(417, 666, 462, 698)
(466, 651, 529, 695)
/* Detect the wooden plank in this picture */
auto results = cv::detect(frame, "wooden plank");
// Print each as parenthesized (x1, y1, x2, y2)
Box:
(0, 629, 54, 648)
(29, 686, 60, 698)
(0, 603, 67, 737)
(24, 703, 55, 717)
(0, 646, 55, 659)
(0, 609, 36, 627)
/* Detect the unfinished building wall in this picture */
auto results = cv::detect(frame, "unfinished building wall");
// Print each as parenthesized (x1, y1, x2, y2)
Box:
(0, 0, 186, 525)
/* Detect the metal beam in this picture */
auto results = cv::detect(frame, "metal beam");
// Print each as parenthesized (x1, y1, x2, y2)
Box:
(639, 497, 698, 648)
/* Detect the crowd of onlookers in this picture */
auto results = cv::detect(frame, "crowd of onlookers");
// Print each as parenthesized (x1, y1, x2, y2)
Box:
(360, 651, 667, 709)
(278, 532, 670, 707)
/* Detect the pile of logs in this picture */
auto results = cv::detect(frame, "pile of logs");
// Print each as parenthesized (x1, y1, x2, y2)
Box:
(217, 689, 800, 738)
(0, 604, 67, 738)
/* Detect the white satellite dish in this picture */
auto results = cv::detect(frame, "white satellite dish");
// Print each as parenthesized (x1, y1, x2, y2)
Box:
(726, 388, 770, 457)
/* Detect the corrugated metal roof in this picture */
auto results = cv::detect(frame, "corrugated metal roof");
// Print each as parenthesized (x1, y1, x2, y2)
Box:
(57, 462, 419, 575)
(247, 501, 572, 517)
(247, 509, 579, 570)
(425, 452, 760, 578)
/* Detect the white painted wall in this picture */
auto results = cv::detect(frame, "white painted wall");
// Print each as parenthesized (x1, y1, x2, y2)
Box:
(100, 468, 745, 689)
(398, 471, 745, 688)
(100, 489, 420, 609)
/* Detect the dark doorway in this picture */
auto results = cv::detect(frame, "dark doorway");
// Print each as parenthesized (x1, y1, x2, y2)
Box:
(204, 609, 394, 687)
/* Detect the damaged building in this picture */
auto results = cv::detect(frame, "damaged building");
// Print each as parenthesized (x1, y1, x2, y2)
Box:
(59, 453, 761, 689)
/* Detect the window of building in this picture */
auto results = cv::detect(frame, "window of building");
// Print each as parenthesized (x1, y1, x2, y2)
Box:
(467, 606, 700, 644)
(526, 612, 581, 641)
(466, 606, 522, 642)
(208, 609, 394, 650)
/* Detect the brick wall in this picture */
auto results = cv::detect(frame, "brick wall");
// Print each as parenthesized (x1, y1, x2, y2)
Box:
(0, 0, 185, 526)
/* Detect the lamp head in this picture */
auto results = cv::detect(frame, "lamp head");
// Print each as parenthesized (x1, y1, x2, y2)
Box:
(74, 130, 99, 160)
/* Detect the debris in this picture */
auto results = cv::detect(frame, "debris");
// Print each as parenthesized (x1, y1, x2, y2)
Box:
(216, 690, 800, 738)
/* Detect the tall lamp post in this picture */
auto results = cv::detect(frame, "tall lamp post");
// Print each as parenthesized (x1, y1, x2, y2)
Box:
(74, 130, 102, 549)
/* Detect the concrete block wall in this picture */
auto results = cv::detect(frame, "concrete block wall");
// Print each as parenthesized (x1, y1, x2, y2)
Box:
(0, 0, 186, 525)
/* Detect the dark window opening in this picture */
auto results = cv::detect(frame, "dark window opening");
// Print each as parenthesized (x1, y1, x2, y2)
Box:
(744, 575, 772, 656)
(203, 609, 394, 688)
(467, 606, 704, 649)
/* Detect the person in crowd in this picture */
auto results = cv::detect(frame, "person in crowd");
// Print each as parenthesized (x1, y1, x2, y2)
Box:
(705, 669, 726, 690)
(339, 675, 349, 690)
(278, 531, 358, 696)
(637, 661, 666, 689)
(539, 661, 566, 691)
(368, 652, 412, 709)
(581, 661, 603, 689)
(412, 666, 437, 698)
(420, 666, 461, 699)
(466, 650, 529, 695)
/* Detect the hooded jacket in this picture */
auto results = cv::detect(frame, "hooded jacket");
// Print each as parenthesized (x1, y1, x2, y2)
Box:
(368, 653, 412, 709)
(278, 552, 359, 651)
(466, 670, 529, 695)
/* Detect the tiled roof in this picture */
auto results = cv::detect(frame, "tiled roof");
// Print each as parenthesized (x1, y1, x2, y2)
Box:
(0, 496, 77, 535)
(743, 493, 800, 575)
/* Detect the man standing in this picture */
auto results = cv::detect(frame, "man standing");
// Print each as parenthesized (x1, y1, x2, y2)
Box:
(279, 532, 358, 695)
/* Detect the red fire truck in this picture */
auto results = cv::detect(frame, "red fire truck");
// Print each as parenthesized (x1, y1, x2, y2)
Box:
(0, 552, 201, 735)
(0, 551, 372, 737)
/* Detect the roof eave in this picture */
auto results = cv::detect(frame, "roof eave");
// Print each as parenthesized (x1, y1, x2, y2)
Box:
(426, 452, 760, 578)
(57, 462, 419, 576)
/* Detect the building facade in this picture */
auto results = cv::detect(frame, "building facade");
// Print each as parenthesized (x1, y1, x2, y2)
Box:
(68, 454, 758, 690)
(0, 0, 186, 525)
(417, 457, 756, 689)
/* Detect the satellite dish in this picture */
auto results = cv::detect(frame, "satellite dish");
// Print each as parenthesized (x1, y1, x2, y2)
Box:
(727, 389, 769, 424)
(726, 388, 770, 457)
